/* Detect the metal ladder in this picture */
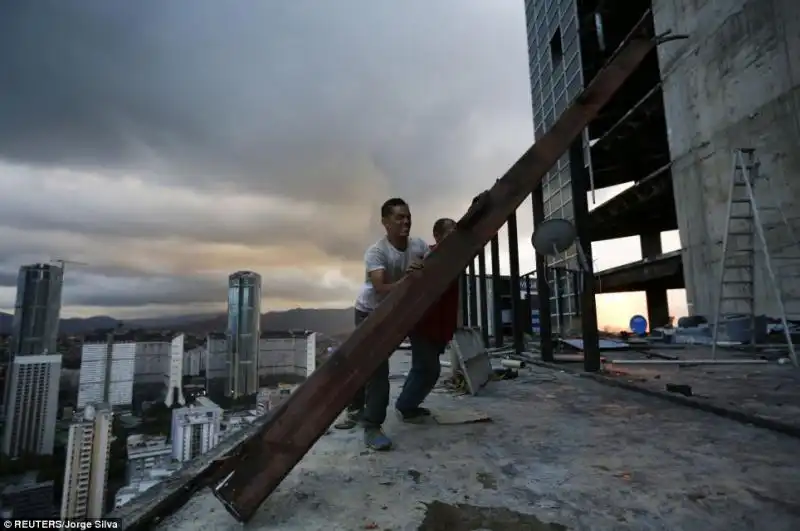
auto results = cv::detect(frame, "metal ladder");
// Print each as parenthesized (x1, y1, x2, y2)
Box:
(711, 148, 798, 366)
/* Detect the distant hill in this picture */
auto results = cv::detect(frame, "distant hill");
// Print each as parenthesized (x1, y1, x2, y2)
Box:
(0, 307, 355, 337)
(177, 308, 356, 337)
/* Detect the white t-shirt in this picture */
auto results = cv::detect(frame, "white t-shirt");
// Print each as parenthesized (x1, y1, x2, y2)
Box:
(354, 236, 430, 313)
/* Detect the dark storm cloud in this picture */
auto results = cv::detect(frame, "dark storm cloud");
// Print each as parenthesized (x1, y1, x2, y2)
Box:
(0, 270, 17, 288)
(0, 0, 530, 204)
(0, 0, 534, 311)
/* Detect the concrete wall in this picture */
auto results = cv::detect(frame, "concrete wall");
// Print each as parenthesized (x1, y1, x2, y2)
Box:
(654, 0, 800, 319)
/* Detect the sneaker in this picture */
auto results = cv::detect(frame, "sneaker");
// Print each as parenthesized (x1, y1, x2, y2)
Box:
(333, 409, 362, 430)
(364, 427, 393, 451)
(396, 407, 432, 424)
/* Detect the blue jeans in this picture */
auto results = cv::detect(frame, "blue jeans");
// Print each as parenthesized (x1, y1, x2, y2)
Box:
(395, 334, 445, 413)
(347, 309, 390, 427)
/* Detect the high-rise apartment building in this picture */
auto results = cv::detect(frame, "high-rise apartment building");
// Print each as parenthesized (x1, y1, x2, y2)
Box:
(2, 263, 63, 419)
(204, 333, 228, 401)
(182, 346, 204, 377)
(2, 354, 61, 457)
(170, 397, 222, 462)
(77, 340, 136, 409)
(60, 404, 113, 519)
(3, 354, 61, 457)
(80, 333, 187, 409)
(205, 329, 317, 399)
(258, 330, 317, 381)
(227, 271, 262, 398)
(132, 337, 172, 385)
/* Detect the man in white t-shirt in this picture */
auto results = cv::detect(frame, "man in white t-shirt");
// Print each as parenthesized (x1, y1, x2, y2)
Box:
(333, 197, 429, 451)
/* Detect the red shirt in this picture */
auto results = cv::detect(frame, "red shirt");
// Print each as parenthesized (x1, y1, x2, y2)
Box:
(412, 244, 460, 344)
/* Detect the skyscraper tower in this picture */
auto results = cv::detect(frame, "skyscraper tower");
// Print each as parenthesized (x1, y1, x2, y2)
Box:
(2, 264, 63, 449)
(2, 354, 61, 456)
(9, 263, 63, 358)
(226, 271, 262, 398)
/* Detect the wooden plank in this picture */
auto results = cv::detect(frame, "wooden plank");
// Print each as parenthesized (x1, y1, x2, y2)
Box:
(212, 16, 659, 523)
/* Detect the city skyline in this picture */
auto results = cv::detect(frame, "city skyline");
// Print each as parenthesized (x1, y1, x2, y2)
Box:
(0, 258, 318, 516)
(0, 246, 687, 332)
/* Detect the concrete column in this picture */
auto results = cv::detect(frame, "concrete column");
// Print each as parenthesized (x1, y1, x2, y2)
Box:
(640, 232, 670, 328)
(569, 141, 601, 372)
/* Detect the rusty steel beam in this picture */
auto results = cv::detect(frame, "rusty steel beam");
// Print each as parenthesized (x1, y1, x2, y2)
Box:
(211, 15, 659, 524)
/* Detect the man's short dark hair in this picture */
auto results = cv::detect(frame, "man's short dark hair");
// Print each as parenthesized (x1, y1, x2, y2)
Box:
(381, 198, 408, 218)
(433, 218, 455, 236)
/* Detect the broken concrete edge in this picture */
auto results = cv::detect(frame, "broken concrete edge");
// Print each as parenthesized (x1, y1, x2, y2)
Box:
(110, 412, 274, 531)
(527, 359, 800, 440)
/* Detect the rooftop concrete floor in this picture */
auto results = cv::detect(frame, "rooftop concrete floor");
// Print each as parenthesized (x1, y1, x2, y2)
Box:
(596, 345, 800, 431)
(159, 352, 800, 531)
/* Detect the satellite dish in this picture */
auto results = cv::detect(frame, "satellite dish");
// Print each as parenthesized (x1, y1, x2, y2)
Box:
(531, 218, 592, 273)
(531, 219, 577, 256)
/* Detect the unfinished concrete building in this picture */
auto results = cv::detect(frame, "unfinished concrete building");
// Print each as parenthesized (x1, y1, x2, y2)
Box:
(525, 0, 800, 337)
(654, 0, 800, 320)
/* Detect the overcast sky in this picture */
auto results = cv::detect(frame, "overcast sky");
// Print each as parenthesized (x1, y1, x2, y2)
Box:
(0, 0, 685, 327)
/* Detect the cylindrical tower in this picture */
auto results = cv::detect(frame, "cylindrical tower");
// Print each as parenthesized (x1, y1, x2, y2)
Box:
(226, 271, 262, 398)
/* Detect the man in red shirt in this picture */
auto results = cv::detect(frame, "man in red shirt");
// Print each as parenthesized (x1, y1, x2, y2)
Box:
(394, 218, 460, 423)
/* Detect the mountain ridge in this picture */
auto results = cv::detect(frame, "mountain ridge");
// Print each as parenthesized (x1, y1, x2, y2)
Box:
(0, 307, 355, 337)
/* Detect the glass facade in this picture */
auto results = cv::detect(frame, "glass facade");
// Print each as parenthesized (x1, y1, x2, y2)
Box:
(525, 0, 592, 330)
(226, 271, 262, 397)
(9, 264, 63, 357)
